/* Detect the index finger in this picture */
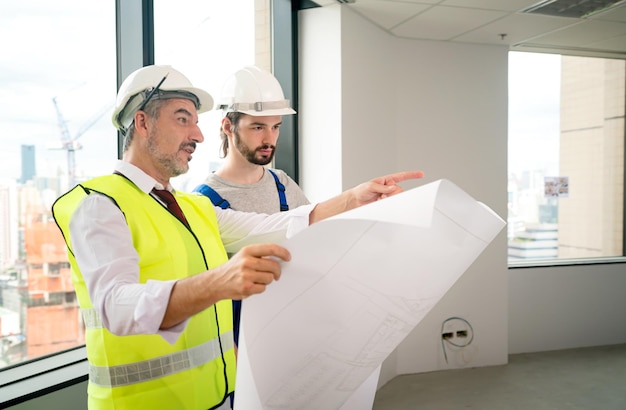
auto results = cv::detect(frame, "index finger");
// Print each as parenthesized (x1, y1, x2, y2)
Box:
(242, 243, 291, 262)
(382, 170, 425, 185)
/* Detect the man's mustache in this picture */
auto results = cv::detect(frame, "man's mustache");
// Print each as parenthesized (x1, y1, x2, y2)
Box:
(181, 142, 197, 151)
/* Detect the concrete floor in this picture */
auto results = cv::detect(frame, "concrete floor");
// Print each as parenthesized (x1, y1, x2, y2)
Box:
(373, 344, 626, 410)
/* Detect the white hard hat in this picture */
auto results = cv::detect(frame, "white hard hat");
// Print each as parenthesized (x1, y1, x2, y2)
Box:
(112, 65, 214, 132)
(218, 66, 296, 117)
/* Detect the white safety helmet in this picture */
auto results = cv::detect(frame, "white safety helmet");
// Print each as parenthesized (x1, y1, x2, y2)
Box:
(217, 66, 296, 117)
(112, 65, 214, 133)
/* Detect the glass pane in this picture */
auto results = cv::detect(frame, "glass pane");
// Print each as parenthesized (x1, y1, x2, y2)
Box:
(154, 0, 257, 192)
(0, 2, 115, 368)
(508, 51, 625, 262)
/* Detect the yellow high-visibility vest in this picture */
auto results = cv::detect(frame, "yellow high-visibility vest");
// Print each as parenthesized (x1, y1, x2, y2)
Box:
(52, 174, 236, 410)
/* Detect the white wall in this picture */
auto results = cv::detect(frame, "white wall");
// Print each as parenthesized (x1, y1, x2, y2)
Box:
(298, 4, 626, 389)
(509, 263, 626, 353)
(299, 5, 509, 387)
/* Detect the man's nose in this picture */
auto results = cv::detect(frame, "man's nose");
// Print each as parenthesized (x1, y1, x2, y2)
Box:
(263, 128, 279, 143)
(191, 125, 204, 143)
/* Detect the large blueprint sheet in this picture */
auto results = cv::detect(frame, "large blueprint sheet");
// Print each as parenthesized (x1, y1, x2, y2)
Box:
(235, 179, 506, 409)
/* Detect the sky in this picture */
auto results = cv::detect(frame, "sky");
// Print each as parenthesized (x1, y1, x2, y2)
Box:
(508, 51, 561, 177)
(0, 0, 255, 192)
(0, 1, 117, 183)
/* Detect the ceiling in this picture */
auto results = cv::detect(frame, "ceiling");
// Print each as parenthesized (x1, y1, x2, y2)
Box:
(309, 0, 626, 58)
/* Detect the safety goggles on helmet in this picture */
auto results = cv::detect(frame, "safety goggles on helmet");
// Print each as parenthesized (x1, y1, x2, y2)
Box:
(112, 65, 213, 133)
(117, 75, 201, 135)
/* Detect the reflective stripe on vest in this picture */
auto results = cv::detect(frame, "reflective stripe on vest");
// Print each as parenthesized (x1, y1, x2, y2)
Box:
(89, 330, 234, 388)
(81, 308, 103, 329)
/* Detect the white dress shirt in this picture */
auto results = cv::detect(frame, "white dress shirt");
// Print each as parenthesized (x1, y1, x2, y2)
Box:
(69, 160, 314, 344)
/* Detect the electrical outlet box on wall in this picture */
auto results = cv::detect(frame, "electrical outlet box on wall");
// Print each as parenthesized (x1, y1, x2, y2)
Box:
(442, 317, 473, 340)
(441, 317, 477, 366)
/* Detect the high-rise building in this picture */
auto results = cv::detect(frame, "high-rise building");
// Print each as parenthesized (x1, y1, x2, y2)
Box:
(0, 179, 18, 270)
(23, 219, 81, 358)
(558, 57, 625, 258)
(20, 145, 36, 184)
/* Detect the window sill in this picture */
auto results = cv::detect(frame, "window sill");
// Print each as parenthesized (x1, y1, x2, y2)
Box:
(0, 347, 87, 408)
(509, 256, 626, 269)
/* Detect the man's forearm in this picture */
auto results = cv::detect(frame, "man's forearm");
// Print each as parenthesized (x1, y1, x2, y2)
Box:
(309, 190, 356, 224)
(161, 272, 221, 329)
(307, 170, 425, 225)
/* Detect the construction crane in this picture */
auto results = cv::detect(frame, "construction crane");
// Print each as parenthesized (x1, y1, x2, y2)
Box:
(50, 97, 111, 188)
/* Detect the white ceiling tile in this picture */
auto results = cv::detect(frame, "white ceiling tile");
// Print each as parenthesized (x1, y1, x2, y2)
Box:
(349, 0, 432, 29)
(392, 6, 507, 40)
(586, 33, 626, 51)
(587, 3, 626, 22)
(528, 19, 626, 47)
(455, 14, 579, 45)
(440, 0, 538, 12)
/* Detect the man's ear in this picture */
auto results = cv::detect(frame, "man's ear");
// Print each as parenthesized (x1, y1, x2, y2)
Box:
(222, 116, 234, 137)
(133, 111, 149, 137)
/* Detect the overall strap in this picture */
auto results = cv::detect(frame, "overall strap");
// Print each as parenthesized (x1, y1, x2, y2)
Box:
(194, 184, 231, 209)
(194, 169, 289, 211)
(268, 169, 288, 212)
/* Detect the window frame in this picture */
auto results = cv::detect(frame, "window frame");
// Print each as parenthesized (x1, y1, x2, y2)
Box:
(0, 347, 87, 407)
(272, 0, 300, 183)
(506, 50, 626, 270)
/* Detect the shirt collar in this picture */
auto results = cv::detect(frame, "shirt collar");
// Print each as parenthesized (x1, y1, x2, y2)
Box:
(114, 160, 174, 193)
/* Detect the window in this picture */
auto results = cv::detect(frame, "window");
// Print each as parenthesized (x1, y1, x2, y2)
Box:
(508, 51, 625, 264)
(1, 1, 281, 406)
(0, 0, 115, 370)
(153, 0, 262, 192)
